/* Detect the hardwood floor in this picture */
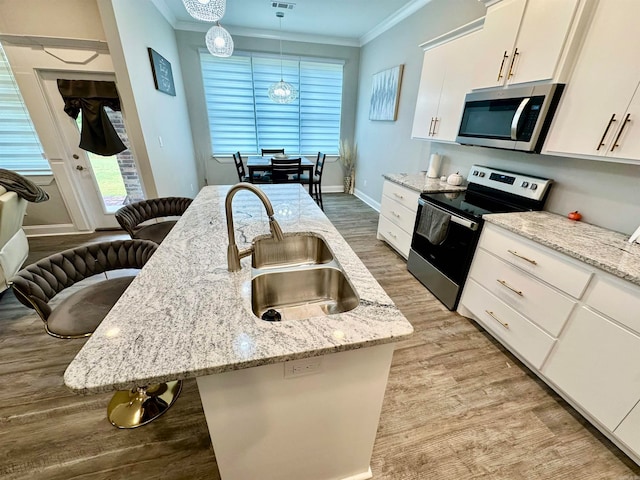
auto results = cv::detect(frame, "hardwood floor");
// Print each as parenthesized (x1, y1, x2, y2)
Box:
(1, 193, 639, 479)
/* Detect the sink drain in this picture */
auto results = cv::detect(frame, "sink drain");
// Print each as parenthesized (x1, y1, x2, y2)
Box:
(261, 309, 282, 322)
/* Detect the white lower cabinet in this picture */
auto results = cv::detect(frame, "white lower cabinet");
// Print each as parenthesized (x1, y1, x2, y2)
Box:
(543, 307, 640, 431)
(459, 222, 640, 464)
(377, 181, 419, 259)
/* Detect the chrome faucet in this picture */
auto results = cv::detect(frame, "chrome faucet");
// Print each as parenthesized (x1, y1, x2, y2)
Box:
(225, 182, 284, 272)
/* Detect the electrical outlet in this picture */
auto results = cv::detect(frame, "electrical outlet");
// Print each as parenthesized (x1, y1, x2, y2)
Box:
(284, 357, 322, 378)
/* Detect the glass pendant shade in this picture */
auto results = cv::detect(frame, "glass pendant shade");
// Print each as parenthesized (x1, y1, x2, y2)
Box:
(182, 0, 226, 22)
(206, 23, 234, 57)
(268, 80, 298, 103)
(268, 12, 298, 104)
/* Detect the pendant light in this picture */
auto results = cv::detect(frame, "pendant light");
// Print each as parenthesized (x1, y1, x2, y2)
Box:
(182, 0, 226, 22)
(268, 12, 298, 104)
(206, 21, 234, 57)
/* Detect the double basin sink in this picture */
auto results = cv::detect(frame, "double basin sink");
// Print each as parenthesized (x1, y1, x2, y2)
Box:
(251, 232, 359, 321)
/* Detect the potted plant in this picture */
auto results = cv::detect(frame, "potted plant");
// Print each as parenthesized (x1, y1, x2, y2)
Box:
(338, 139, 357, 194)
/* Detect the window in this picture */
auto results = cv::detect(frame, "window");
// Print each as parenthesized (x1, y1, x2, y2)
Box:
(0, 43, 49, 175)
(200, 51, 343, 155)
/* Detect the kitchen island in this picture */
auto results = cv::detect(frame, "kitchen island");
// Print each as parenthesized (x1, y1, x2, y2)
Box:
(64, 184, 413, 480)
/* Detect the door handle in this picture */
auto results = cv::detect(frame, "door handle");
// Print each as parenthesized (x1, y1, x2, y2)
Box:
(610, 113, 631, 152)
(510, 98, 530, 140)
(497, 51, 509, 82)
(428, 117, 435, 136)
(432, 117, 439, 136)
(597, 114, 617, 151)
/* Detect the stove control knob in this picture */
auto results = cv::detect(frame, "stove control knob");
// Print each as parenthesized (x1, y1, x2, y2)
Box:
(530, 183, 538, 190)
(521, 181, 529, 188)
(472, 170, 479, 176)
(478, 172, 485, 177)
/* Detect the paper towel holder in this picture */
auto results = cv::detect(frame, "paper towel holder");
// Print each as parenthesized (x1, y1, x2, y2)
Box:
(427, 153, 442, 178)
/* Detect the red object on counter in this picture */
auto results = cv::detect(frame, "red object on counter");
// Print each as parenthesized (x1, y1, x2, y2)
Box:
(568, 211, 582, 221)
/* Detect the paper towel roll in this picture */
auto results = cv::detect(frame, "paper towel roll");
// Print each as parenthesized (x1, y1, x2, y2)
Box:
(427, 154, 441, 178)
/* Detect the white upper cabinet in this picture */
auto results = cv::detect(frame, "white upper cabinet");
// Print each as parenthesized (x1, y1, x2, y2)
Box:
(472, 0, 580, 90)
(412, 21, 482, 142)
(544, 1, 640, 161)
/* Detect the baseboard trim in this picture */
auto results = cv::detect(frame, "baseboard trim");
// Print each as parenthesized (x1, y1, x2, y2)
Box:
(354, 189, 380, 212)
(23, 224, 84, 237)
(322, 185, 346, 194)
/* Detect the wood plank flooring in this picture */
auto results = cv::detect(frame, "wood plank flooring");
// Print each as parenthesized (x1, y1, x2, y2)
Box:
(1, 193, 639, 479)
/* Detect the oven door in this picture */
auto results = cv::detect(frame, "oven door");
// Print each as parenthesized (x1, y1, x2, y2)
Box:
(407, 198, 481, 309)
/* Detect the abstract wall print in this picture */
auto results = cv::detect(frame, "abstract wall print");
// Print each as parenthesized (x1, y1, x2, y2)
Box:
(369, 65, 404, 121)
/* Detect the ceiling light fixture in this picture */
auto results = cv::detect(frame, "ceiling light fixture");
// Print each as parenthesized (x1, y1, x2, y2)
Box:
(182, 0, 226, 22)
(268, 12, 298, 104)
(206, 21, 234, 57)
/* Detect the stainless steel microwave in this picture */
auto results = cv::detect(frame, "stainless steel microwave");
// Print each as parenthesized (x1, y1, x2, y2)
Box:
(456, 83, 565, 153)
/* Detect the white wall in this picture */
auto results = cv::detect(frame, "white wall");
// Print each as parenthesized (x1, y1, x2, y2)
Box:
(355, 0, 640, 235)
(175, 30, 360, 189)
(354, 0, 486, 202)
(98, 0, 199, 199)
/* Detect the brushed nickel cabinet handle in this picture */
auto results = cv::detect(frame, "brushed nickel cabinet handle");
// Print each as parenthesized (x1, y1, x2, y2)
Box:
(486, 310, 509, 329)
(507, 48, 519, 79)
(393, 192, 404, 200)
(387, 231, 397, 239)
(390, 210, 401, 218)
(497, 279, 523, 296)
(428, 117, 435, 136)
(507, 249, 537, 265)
(610, 113, 631, 151)
(597, 114, 617, 151)
(432, 117, 439, 136)
(497, 51, 509, 81)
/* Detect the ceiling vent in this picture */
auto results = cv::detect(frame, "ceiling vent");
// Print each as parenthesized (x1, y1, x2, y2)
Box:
(271, 2, 295, 10)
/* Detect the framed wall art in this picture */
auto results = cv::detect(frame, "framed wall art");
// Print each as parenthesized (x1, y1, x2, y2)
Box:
(369, 64, 404, 121)
(148, 47, 176, 96)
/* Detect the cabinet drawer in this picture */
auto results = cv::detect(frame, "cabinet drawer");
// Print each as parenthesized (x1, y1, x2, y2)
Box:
(614, 400, 640, 454)
(469, 248, 576, 337)
(381, 181, 419, 212)
(460, 279, 555, 369)
(380, 196, 416, 233)
(587, 275, 640, 336)
(479, 224, 592, 298)
(544, 307, 640, 431)
(377, 215, 412, 258)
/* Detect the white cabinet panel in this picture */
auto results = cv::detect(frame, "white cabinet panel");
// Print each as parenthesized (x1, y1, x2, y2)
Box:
(412, 27, 481, 142)
(380, 196, 417, 234)
(587, 275, 640, 336)
(461, 279, 556, 369)
(544, 307, 640, 431)
(377, 215, 412, 259)
(545, 0, 640, 160)
(377, 181, 419, 259)
(473, 0, 579, 89)
(469, 248, 576, 337)
(615, 400, 640, 454)
(479, 224, 592, 298)
(381, 181, 419, 211)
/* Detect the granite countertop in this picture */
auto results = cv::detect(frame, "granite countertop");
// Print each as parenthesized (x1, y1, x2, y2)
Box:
(484, 211, 640, 286)
(383, 172, 466, 194)
(64, 185, 414, 394)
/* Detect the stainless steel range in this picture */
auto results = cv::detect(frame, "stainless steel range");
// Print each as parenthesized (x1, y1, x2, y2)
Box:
(407, 165, 553, 310)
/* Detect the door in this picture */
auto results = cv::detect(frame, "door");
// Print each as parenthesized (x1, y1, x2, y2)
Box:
(40, 71, 144, 229)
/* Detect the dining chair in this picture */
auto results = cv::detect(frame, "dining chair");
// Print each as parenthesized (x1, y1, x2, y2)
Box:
(300, 152, 326, 210)
(261, 148, 285, 156)
(271, 157, 302, 183)
(9, 239, 183, 429)
(233, 152, 250, 182)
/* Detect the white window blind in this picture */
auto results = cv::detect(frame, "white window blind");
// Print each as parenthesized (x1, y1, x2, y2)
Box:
(0, 43, 49, 175)
(200, 51, 343, 155)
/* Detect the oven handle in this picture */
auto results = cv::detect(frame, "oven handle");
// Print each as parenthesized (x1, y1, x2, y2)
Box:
(418, 198, 478, 231)
(511, 97, 530, 140)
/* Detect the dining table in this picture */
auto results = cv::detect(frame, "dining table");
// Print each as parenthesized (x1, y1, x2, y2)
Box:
(246, 155, 315, 195)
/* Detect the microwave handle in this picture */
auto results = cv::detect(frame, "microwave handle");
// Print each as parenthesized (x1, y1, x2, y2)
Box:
(511, 97, 531, 140)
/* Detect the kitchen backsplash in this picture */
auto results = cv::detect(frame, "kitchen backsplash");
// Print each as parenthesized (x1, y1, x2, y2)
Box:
(429, 142, 640, 236)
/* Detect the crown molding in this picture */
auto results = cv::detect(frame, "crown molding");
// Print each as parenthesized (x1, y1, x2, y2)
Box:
(419, 17, 485, 51)
(359, 0, 434, 46)
(0, 34, 108, 51)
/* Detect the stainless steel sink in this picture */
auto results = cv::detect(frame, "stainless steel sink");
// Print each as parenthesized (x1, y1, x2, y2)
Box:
(252, 233, 334, 269)
(251, 266, 359, 321)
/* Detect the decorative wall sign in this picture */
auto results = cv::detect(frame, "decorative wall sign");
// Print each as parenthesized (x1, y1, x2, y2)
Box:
(147, 48, 176, 96)
(369, 64, 404, 121)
